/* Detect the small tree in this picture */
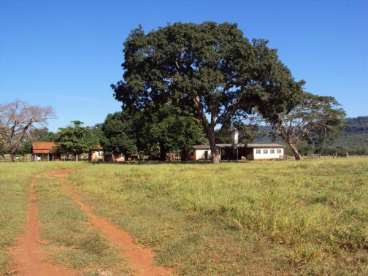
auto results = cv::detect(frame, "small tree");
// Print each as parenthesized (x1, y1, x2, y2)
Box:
(57, 121, 91, 161)
(0, 100, 55, 161)
(269, 93, 346, 160)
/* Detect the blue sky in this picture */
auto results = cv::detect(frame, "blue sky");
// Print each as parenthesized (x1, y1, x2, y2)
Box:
(1, 0, 367, 131)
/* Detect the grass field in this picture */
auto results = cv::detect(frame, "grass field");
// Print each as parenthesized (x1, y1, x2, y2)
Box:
(1, 158, 368, 275)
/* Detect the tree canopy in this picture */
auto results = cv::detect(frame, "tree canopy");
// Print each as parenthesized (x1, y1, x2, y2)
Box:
(57, 121, 94, 161)
(101, 105, 205, 161)
(113, 22, 304, 162)
(267, 92, 346, 159)
(101, 112, 137, 157)
(138, 104, 205, 160)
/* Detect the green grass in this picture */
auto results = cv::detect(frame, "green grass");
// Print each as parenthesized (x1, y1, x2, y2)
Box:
(69, 158, 368, 275)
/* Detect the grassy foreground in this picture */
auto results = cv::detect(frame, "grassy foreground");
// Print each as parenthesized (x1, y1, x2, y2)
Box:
(36, 174, 131, 275)
(0, 163, 55, 274)
(0, 162, 132, 275)
(69, 158, 368, 275)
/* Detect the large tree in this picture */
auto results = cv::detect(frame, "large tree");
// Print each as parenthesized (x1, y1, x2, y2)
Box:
(0, 100, 54, 161)
(113, 22, 303, 163)
(266, 92, 346, 160)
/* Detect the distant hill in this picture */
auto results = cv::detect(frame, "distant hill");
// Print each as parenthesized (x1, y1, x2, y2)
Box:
(333, 117, 368, 154)
(253, 116, 368, 155)
(344, 116, 368, 133)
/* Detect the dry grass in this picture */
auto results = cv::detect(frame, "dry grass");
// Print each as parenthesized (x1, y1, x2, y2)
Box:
(69, 158, 368, 275)
(1, 159, 368, 275)
(35, 173, 132, 275)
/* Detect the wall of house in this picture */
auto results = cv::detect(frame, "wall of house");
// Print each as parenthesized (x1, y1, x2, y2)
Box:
(195, 149, 211, 160)
(252, 148, 284, 160)
(90, 151, 104, 162)
(113, 153, 125, 162)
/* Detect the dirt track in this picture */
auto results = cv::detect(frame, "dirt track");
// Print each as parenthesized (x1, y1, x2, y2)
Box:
(49, 169, 173, 276)
(9, 175, 78, 276)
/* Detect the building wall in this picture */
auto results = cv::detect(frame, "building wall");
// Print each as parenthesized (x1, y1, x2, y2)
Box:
(113, 153, 125, 162)
(252, 148, 284, 160)
(194, 149, 211, 160)
(90, 150, 104, 162)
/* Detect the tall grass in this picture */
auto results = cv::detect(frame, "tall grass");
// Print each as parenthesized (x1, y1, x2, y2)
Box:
(70, 158, 368, 275)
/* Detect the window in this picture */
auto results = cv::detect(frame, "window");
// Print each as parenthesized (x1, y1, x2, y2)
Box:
(277, 149, 282, 154)
(263, 149, 268, 154)
(256, 149, 261, 154)
(270, 149, 275, 154)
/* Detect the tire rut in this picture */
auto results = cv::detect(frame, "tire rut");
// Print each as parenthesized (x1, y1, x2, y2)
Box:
(48, 169, 173, 276)
(9, 175, 79, 276)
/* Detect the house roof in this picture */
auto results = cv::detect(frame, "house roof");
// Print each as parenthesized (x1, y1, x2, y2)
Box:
(193, 145, 211, 149)
(193, 143, 284, 150)
(217, 143, 246, 148)
(246, 143, 284, 148)
(32, 141, 58, 154)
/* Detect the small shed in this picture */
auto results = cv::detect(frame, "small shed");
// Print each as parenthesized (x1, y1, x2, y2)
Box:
(32, 141, 60, 161)
(192, 145, 212, 160)
(192, 144, 247, 161)
(89, 145, 104, 162)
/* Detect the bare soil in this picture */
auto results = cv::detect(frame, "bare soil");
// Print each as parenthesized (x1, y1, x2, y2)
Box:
(9, 175, 79, 276)
(49, 169, 173, 276)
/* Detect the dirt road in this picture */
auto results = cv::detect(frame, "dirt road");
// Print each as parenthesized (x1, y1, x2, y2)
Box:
(9, 175, 78, 276)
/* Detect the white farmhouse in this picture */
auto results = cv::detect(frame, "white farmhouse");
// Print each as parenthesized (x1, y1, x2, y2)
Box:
(191, 143, 285, 161)
(246, 144, 284, 160)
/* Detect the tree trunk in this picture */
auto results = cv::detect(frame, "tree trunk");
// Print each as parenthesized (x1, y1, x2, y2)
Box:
(75, 154, 79, 162)
(10, 152, 16, 162)
(208, 130, 220, 163)
(288, 142, 302, 160)
(180, 148, 187, 161)
(159, 144, 167, 161)
(212, 149, 221, 163)
(193, 96, 220, 164)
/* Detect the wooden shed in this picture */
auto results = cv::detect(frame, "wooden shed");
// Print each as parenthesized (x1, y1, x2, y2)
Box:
(32, 141, 60, 161)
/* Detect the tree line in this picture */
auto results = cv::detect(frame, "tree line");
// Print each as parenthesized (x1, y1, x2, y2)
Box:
(1, 22, 346, 162)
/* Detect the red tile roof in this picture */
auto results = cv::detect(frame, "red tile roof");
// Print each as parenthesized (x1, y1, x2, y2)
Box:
(32, 142, 57, 154)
